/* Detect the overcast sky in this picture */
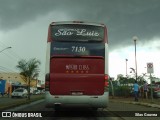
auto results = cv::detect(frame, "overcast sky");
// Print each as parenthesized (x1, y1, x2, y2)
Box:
(0, 0, 160, 82)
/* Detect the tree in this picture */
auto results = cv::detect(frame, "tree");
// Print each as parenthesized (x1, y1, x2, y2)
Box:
(16, 58, 41, 100)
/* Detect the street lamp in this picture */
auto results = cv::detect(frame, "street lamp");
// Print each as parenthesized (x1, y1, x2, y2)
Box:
(125, 59, 128, 77)
(0, 47, 12, 53)
(133, 36, 138, 81)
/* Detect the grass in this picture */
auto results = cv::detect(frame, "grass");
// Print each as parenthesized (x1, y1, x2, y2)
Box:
(0, 94, 45, 110)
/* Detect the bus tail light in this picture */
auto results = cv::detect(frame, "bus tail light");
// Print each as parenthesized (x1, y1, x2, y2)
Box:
(104, 74, 109, 87)
(45, 73, 50, 91)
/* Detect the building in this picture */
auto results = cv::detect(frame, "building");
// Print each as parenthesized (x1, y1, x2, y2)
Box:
(0, 72, 42, 94)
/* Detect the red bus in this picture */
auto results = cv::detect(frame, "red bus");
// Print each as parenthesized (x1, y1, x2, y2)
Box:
(45, 21, 109, 110)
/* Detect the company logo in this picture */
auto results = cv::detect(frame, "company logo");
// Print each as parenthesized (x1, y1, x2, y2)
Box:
(2, 112, 11, 117)
(1, 112, 42, 118)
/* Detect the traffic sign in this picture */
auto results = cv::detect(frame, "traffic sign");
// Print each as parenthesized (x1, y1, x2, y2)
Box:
(147, 62, 154, 73)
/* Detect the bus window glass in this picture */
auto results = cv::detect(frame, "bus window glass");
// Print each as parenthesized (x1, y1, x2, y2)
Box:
(50, 42, 105, 57)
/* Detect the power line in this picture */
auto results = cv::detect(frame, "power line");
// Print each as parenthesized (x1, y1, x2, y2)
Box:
(0, 66, 17, 73)
(0, 41, 22, 73)
(0, 40, 43, 80)
(0, 39, 23, 62)
(0, 40, 10, 48)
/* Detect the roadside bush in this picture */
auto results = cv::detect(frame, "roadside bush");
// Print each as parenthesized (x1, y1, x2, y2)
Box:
(114, 86, 131, 97)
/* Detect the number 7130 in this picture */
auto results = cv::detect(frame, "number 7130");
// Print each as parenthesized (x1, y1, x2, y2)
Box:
(71, 46, 86, 52)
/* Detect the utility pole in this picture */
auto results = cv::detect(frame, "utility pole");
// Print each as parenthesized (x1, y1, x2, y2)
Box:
(125, 59, 128, 77)
(133, 36, 138, 81)
(147, 62, 154, 102)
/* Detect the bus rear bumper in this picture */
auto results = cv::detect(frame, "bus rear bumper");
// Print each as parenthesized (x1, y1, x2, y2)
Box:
(45, 91, 109, 108)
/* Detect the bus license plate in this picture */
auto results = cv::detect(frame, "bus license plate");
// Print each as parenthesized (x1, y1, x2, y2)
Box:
(71, 92, 83, 95)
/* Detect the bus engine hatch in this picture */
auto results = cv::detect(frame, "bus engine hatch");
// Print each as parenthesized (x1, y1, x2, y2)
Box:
(49, 57, 105, 95)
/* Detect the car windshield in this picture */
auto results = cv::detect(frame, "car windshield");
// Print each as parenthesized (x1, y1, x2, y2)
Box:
(14, 89, 24, 92)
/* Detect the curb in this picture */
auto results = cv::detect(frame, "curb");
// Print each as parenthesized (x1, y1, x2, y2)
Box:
(110, 100, 160, 109)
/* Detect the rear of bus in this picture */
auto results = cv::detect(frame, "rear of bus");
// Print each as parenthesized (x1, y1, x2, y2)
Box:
(45, 21, 109, 109)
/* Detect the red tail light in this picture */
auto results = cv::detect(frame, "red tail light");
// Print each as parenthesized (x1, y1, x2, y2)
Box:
(45, 81, 49, 86)
(104, 74, 109, 87)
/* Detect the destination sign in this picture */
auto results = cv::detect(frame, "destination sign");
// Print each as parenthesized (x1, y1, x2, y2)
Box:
(51, 24, 104, 42)
(54, 28, 99, 37)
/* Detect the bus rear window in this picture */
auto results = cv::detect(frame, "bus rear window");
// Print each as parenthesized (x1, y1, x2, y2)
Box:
(51, 24, 104, 42)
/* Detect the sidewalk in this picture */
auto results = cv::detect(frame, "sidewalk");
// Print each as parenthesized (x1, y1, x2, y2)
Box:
(110, 96, 160, 109)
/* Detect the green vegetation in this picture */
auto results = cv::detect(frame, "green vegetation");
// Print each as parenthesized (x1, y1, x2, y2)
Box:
(16, 58, 41, 100)
(0, 94, 44, 110)
(109, 75, 145, 97)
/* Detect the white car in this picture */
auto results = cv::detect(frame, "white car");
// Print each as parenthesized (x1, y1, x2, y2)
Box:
(33, 90, 41, 95)
(11, 88, 28, 98)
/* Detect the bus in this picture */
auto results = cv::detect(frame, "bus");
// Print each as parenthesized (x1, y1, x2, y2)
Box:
(45, 21, 109, 110)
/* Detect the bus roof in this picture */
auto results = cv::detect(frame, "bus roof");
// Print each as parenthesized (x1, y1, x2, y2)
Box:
(50, 21, 106, 27)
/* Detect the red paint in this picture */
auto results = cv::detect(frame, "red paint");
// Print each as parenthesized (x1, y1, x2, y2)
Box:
(49, 58, 105, 95)
(104, 27, 108, 43)
(47, 26, 52, 42)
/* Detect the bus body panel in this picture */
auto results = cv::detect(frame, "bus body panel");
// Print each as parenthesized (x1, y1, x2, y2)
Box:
(45, 21, 109, 109)
(45, 42, 51, 74)
(105, 43, 109, 74)
(50, 58, 104, 95)
(45, 91, 109, 108)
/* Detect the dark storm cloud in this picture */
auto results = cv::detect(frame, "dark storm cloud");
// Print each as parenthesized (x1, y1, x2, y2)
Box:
(0, 0, 58, 30)
(0, 0, 160, 48)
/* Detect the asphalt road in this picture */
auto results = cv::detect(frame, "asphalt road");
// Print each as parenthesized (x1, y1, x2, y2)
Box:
(1, 99, 160, 120)
(1, 99, 123, 120)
